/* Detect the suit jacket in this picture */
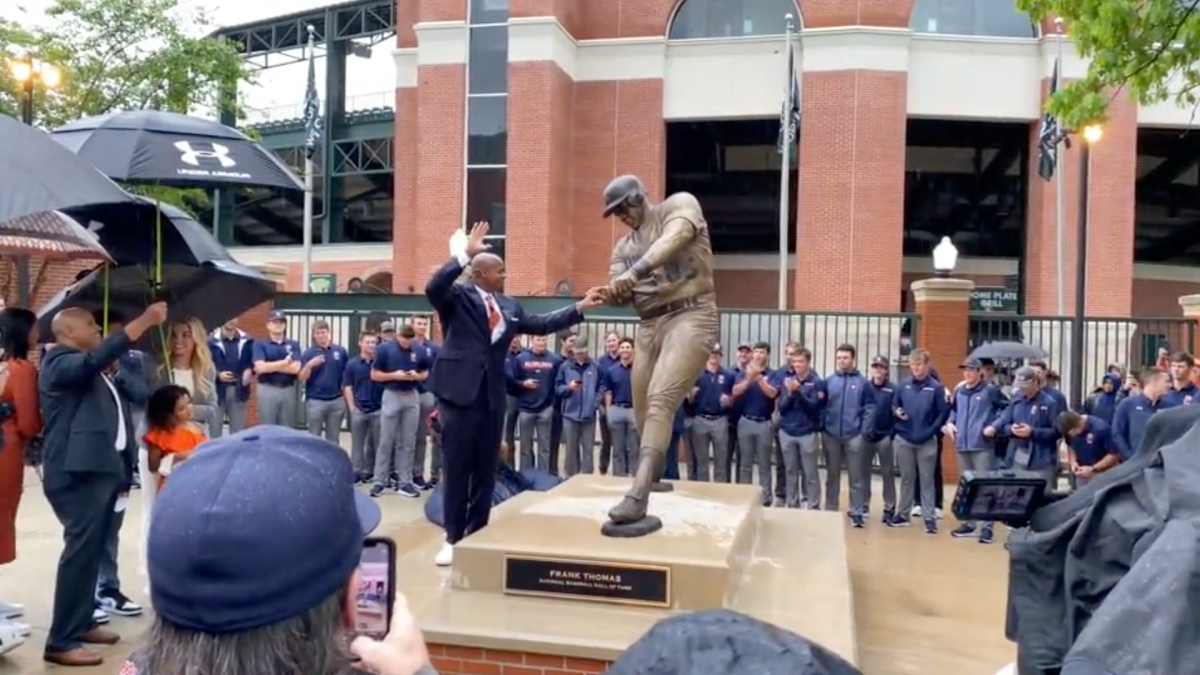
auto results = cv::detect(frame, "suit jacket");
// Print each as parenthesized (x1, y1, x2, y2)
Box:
(38, 332, 140, 490)
(425, 257, 583, 409)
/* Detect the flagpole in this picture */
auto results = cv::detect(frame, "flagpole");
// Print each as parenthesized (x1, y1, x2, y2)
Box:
(302, 24, 316, 292)
(777, 14, 795, 311)
(1054, 17, 1066, 316)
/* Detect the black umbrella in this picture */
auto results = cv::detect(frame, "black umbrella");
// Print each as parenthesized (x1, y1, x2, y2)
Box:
(51, 110, 304, 191)
(970, 341, 1045, 361)
(76, 196, 230, 267)
(37, 260, 276, 338)
(0, 114, 156, 225)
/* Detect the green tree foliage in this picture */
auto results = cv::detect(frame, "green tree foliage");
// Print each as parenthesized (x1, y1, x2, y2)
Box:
(1020, 0, 1200, 129)
(1, 0, 255, 209)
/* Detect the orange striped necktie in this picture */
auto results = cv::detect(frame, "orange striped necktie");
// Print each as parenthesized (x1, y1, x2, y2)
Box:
(485, 294, 500, 332)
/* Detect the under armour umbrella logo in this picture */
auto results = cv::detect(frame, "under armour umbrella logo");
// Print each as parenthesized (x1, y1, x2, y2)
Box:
(175, 141, 236, 168)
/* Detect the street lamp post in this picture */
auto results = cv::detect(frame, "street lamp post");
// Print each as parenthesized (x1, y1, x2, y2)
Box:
(8, 54, 60, 306)
(1068, 124, 1103, 408)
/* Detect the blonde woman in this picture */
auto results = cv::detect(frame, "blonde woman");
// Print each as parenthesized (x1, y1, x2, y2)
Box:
(138, 317, 218, 577)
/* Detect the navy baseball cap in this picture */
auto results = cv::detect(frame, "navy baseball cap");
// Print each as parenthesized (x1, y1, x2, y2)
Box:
(148, 426, 381, 633)
(266, 309, 287, 322)
(870, 355, 889, 367)
(960, 357, 984, 369)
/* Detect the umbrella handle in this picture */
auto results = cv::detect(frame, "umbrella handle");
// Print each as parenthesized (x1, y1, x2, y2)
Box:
(153, 200, 170, 382)
(102, 264, 110, 337)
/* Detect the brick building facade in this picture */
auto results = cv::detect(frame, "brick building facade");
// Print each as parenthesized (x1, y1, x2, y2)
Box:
(214, 0, 1200, 317)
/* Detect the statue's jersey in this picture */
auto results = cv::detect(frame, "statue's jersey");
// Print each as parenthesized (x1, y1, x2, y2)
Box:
(610, 192, 716, 317)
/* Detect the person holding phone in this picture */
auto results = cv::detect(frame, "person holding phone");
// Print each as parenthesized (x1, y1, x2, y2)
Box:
(129, 426, 439, 675)
(984, 366, 1063, 493)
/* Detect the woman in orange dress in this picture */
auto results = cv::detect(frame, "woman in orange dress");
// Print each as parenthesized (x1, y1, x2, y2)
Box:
(143, 384, 206, 491)
(0, 308, 43, 622)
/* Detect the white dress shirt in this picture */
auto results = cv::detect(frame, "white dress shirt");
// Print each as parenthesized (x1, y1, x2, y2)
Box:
(453, 250, 507, 343)
(100, 372, 127, 451)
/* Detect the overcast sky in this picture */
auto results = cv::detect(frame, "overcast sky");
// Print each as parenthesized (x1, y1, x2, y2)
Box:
(14, 0, 396, 121)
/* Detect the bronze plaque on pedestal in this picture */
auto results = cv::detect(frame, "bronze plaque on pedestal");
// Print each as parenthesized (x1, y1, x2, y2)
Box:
(503, 555, 671, 608)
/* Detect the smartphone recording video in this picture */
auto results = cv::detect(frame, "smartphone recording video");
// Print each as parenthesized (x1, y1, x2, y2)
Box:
(355, 537, 396, 639)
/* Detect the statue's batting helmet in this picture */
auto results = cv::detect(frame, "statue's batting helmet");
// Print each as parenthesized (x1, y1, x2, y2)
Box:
(602, 175, 647, 217)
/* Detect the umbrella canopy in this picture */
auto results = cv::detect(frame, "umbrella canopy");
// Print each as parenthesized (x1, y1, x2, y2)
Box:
(51, 110, 304, 191)
(76, 196, 230, 267)
(0, 114, 152, 225)
(0, 210, 113, 262)
(37, 260, 276, 338)
(970, 341, 1045, 361)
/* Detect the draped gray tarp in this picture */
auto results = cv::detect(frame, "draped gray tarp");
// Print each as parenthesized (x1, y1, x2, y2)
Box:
(1007, 404, 1200, 675)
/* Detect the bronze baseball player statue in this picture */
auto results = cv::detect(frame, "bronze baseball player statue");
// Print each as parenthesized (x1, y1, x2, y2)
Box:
(597, 175, 719, 537)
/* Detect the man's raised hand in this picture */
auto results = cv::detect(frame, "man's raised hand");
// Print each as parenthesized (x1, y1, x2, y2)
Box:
(466, 221, 492, 258)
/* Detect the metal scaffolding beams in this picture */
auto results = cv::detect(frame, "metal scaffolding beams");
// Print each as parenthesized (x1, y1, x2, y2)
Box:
(212, 0, 395, 68)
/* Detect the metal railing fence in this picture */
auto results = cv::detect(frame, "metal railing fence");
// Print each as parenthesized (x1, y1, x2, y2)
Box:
(969, 314, 1194, 404)
(272, 305, 919, 428)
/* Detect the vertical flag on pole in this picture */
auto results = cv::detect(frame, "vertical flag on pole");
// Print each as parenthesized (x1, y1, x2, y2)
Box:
(777, 39, 799, 155)
(303, 30, 322, 159)
(1037, 57, 1067, 181)
(301, 25, 320, 291)
(775, 15, 796, 311)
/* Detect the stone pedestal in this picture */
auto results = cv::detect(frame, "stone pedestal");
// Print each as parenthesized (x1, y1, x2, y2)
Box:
(911, 277, 973, 483)
(453, 477, 763, 611)
(405, 475, 857, 669)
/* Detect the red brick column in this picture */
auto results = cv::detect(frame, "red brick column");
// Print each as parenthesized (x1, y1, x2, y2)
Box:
(792, 0, 911, 312)
(1024, 87, 1137, 316)
(570, 79, 665, 294)
(392, 0, 468, 293)
(506, 60, 575, 295)
(912, 277, 974, 483)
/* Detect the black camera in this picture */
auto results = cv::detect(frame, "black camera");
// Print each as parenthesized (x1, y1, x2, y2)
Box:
(951, 470, 1064, 528)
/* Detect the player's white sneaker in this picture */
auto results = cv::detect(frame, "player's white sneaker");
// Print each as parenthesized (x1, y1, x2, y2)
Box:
(0, 621, 26, 657)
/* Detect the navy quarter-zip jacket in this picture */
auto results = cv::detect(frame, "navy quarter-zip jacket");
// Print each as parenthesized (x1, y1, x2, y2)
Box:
(823, 369, 868, 439)
(992, 389, 1061, 470)
(860, 378, 896, 442)
(892, 374, 950, 445)
(948, 381, 1007, 452)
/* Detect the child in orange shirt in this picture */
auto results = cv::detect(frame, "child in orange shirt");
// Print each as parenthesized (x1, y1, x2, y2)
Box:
(143, 384, 207, 490)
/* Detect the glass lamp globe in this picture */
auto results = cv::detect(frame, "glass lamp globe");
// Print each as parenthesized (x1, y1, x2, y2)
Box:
(932, 236, 958, 277)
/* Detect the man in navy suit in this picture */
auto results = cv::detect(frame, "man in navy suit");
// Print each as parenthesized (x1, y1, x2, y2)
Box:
(39, 302, 168, 666)
(425, 222, 604, 567)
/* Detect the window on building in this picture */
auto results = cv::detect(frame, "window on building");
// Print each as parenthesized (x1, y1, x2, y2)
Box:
(1135, 127, 1200, 265)
(470, 0, 509, 25)
(468, 26, 508, 95)
(464, 0, 508, 252)
(666, 119, 796, 254)
(668, 0, 801, 40)
(903, 118, 1029, 259)
(910, 0, 1037, 38)
(467, 96, 507, 166)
